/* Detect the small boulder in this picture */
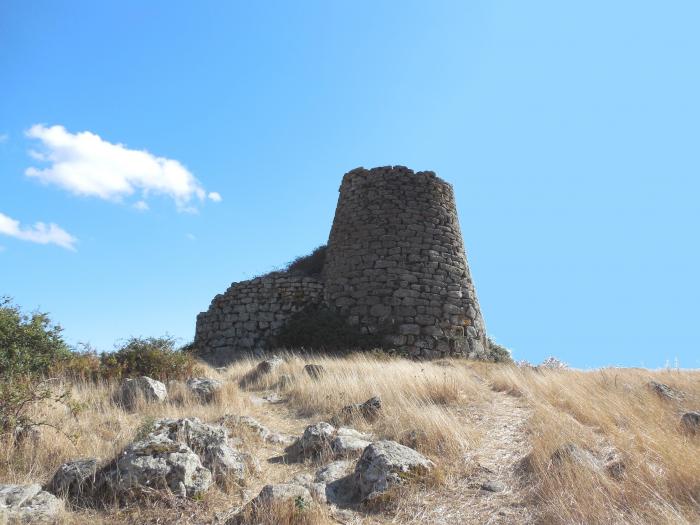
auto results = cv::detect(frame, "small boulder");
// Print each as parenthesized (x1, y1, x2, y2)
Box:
(314, 460, 354, 484)
(186, 377, 223, 402)
(481, 480, 506, 493)
(47, 458, 98, 502)
(303, 364, 325, 380)
(239, 356, 284, 388)
(254, 483, 314, 506)
(648, 380, 684, 400)
(0, 484, 63, 523)
(333, 395, 382, 425)
(331, 428, 372, 458)
(226, 484, 313, 525)
(218, 415, 294, 445)
(681, 411, 700, 434)
(354, 440, 435, 500)
(286, 422, 336, 460)
(115, 376, 167, 409)
(275, 374, 294, 389)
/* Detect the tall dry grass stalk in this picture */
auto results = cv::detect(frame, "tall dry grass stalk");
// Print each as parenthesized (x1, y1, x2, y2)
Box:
(484, 366, 700, 524)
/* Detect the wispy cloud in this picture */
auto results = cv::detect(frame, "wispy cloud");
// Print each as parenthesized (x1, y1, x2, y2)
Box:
(0, 212, 77, 251)
(133, 200, 149, 211)
(0, 133, 8, 143)
(25, 124, 221, 212)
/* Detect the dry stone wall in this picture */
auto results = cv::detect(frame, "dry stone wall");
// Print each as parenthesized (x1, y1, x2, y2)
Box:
(195, 165, 487, 361)
(194, 273, 323, 365)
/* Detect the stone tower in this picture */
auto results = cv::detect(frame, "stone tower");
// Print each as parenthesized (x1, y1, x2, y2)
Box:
(194, 165, 487, 362)
(323, 166, 487, 358)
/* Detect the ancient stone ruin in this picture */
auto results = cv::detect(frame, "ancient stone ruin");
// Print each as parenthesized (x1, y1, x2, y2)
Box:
(195, 166, 487, 362)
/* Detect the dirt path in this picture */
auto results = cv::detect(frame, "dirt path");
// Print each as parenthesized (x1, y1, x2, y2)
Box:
(394, 391, 536, 525)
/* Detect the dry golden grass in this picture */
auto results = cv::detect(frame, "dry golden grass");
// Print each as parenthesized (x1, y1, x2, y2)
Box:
(483, 365, 700, 524)
(2, 354, 699, 524)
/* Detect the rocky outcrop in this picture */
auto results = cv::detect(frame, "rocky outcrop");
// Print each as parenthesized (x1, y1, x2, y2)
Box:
(115, 376, 167, 409)
(47, 458, 98, 503)
(0, 484, 64, 523)
(146, 418, 251, 483)
(648, 380, 684, 400)
(100, 433, 212, 499)
(354, 440, 435, 500)
(49, 418, 250, 505)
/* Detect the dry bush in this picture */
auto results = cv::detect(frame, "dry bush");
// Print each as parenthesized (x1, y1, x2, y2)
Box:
(484, 366, 700, 524)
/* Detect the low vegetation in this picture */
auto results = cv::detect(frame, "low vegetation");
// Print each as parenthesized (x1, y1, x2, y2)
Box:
(1, 299, 698, 524)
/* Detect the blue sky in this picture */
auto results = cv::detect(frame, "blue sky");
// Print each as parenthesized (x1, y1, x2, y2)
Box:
(1, 1, 698, 368)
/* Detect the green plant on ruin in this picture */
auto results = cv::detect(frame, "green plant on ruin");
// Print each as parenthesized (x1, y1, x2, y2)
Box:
(284, 245, 327, 277)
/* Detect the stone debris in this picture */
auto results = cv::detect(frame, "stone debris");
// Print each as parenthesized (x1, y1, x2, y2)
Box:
(185, 377, 223, 402)
(354, 440, 435, 500)
(681, 411, 700, 433)
(648, 380, 684, 400)
(331, 428, 373, 458)
(218, 414, 294, 445)
(303, 364, 325, 379)
(0, 484, 63, 523)
(481, 480, 506, 493)
(550, 443, 626, 480)
(286, 423, 373, 461)
(286, 422, 336, 460)
(238, 357, 284, 388)
(225, 484, 314, 525)
(115, 376, 167, 409)
(332, 395, 382, 425)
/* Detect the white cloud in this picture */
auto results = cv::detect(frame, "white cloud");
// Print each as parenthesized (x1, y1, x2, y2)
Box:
(0, 212, 77, 251)
(208, 191, 222, 202)
(133, 200, 149, 211)
(185, 233, 196, 241)
(25, 124, 218, 212)
(0, 133, 8, 143)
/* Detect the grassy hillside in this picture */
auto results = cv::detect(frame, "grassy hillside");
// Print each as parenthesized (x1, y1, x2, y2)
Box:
(1, 352, 699, 524)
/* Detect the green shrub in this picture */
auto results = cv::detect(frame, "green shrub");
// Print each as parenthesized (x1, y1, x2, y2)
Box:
(285, 245, 327, 277)
(0, 298, 77, 440)
(270, 304, 383, 352)
(484, 337, 513, 363)
(0, 297, 70, 377)
(53, 346, 103, 381)
(100, 336, 196, 381)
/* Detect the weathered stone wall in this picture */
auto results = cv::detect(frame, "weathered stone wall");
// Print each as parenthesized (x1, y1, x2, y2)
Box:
(194, 273, 323, 365)
(195, 165, 488, 361)
(323, 166, 487, 358)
